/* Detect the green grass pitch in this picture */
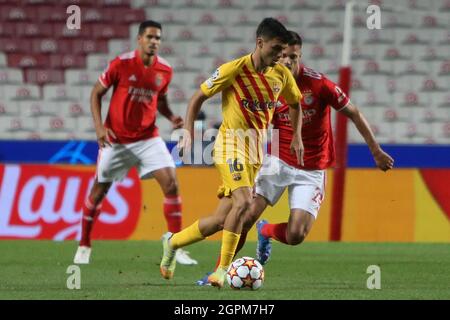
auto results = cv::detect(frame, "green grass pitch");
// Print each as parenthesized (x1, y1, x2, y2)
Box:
(1, 241, 449, 300)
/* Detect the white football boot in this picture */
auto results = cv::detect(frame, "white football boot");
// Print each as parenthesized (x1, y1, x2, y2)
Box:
(73, 246, 91, 264)
(176, 248, 198, 265)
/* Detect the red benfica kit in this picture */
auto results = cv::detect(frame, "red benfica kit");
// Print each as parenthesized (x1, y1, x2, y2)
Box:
(272, 65, 350, 170)
(98, 50, 173, 143)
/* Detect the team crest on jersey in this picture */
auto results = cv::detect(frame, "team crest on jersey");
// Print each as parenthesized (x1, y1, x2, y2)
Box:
(272, 82, 281, 93)
(232, 173, 242, 181)
(303, 93, 314, 105)
(155, 73, 163, 87)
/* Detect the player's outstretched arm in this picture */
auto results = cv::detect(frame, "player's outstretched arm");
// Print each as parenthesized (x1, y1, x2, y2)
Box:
(178, 89, 209, 156)
(288, 102, 304, 166)
(157, 94, 184, 129)
(341, 103, 394, 171)
(90, 81, 116, 148)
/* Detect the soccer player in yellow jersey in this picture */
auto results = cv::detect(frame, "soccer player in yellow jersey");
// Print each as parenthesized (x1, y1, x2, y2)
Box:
(160, 18, 303, 287)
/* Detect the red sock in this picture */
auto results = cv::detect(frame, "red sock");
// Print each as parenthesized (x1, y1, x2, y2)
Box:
(261, 223, 289, 244)
(79, 196, 102, 247)
(214, 231, 248, 271)
(163, 195, 182, 233)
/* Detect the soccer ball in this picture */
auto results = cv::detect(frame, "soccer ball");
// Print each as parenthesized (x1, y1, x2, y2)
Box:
(226, 257, 264, 290)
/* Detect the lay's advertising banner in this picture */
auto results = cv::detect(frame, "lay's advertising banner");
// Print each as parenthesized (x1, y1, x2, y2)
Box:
(0, 164, 449, 242)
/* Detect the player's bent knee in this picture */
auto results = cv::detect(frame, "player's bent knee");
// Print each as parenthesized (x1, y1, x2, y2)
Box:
(287, 229, 308, 245)
(163, 179, 179, 196)
(233, 199, 252, 215)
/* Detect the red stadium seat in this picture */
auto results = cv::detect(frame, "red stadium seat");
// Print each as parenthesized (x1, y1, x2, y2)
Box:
(24, 69, 65, 85)
(0, 22, 15, 37)
(7, 53, 50, 68)
(38, 5, 69, 22)
(0, 38, 31, 53)
(82, 7, 113, 23)
(72, 39, 108, 54)
(15, 23, 53, 37)
(49, 54, 86, 69)
(32, 38, 73, 54)
(111, 8, 146, 23)
(52, 23, 93, 39)
(91, 24, 130, 39)
(1, 6, 36, 22)
(98, 0, 131, 8)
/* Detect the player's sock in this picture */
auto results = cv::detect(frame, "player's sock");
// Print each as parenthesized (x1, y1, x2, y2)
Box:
(261, 222, 289, 244)
(79, 196, 102, 247)
(213, 230, 247, 271)
(218, 230, 241, 270)
(163, 195, 182, 233)
(169, 220, 205, 249)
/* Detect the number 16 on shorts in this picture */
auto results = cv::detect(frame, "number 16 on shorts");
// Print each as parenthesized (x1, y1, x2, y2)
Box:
(227, 158, 243, 181)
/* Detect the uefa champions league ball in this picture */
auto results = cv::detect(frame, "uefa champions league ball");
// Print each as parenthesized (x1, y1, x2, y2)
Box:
(226, 257, 264, 290)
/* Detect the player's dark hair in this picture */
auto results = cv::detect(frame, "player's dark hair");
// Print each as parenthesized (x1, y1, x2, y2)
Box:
(138, 20, 162, 35)
(288, 31, 303, 46)
(256, 17, 291, 43)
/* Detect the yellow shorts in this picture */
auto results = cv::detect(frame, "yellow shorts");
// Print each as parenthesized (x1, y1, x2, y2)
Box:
(215, 157, 261, 198)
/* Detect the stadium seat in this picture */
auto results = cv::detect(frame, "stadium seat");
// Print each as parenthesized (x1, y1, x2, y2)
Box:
(252, 0, 285, 10)
(7, 53, 50, 68)
(393, 122, 433, 141)
(0, 68, 23, 84)
(1, 6, 36, 22)
(16, 22, 53, 38)
(49, 54, 86, 69)
(411, 107, 449, 123)
(431, 121, 450, 143)
(91, 24, 130, 39)
(72, 39, 108, 54)
(43, 84, 80, 101)
(86, 53, 113, 71)
(111, 8, 146, 23)
(289, 0, 322, 10)
(0, 100, 20, 116)
(427, 92, 449, 108)
(58, 101, 90, 118)
(52, 23, 93, 39)
(108, 40, 133, 56)
(3, 84, 40, 101)
(37, 116, 77, 134)
(0, 38, 31, 54)
(0, 116, 38, 134)
(0, 22, 15, 37)
(24, 69, 65, 85)
(45, 37, 78, 59)
(76, 115, 96, 137)
(19, 100, 58, 118)
(394, 91, 427, 108)
(65, 70, 99, 86)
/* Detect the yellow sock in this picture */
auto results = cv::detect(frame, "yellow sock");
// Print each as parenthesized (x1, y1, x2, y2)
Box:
(170, 220, 205, 249)
(219, 230, 241, 270)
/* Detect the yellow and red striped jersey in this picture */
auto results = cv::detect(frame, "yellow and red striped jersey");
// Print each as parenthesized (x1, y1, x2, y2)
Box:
(201, 54, 301, 134)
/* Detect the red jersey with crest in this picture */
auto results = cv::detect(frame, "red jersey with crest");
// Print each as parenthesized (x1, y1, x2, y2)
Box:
(98, 50, 173, 143)
(271, 66, 350, 170)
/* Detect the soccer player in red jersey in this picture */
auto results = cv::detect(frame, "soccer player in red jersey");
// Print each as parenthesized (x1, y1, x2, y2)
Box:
(197, 31, 394, 284)
(73, 20, 197, 265)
